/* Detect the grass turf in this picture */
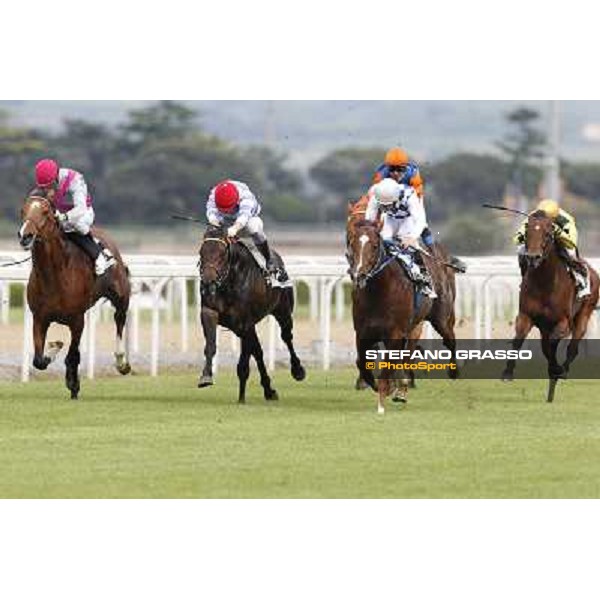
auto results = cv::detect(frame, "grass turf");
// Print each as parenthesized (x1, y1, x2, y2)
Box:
(0, 369, 599, 498)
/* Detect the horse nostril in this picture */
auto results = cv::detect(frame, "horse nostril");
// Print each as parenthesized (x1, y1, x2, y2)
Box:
(19, 233, 33, 248)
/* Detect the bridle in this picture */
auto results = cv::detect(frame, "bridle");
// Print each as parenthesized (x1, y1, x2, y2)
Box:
(525, 217, 556, 269)
(19, 195, 56, 248)
(199, 236, 232, 289)
(349, 229, 393, 289)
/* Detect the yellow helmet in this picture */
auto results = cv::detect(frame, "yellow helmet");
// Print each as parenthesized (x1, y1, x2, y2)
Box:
(384, 147, 409, 167)
(536, 199, 560, 219)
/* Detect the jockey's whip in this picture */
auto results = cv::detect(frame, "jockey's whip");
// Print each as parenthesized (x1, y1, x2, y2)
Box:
(482, 203, 529, 217)
(414, 246, 465, 272)
(171, 214, 205, 224)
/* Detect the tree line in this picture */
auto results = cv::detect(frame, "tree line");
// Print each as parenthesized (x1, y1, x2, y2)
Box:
(1, 102, 599, 252)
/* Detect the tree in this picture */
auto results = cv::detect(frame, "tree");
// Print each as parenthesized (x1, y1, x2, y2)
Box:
(309, 147, 385, 220)
(496, 107, 546, 200)
(0, 110, 49, 219)
(426, 153, 510, 221)
(119, 101, 198, 154)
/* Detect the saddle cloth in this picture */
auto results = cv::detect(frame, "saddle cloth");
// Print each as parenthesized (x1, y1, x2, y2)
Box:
(236, 238, 293, 289)
(384, 241, 421, 282)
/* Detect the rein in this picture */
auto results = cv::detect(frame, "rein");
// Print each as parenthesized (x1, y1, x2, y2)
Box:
(355, 236, 395, 285)
(0, 255, 32, 268)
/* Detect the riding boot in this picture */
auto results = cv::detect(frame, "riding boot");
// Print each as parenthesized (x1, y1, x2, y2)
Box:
(66, 233, 115, 276)
(256, 240, 278, 276)
(411, 254, 437, 299)
(66, 232, 101, 262)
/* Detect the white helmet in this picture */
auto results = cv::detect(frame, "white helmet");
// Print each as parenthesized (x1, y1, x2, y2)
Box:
(373, 178, 402, 206)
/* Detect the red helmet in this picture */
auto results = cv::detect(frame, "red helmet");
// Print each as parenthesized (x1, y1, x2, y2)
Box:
(214, 181, 239, 213)
(35, 159, 59, 188)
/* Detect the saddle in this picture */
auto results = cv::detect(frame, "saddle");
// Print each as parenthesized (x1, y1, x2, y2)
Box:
(236, 237, 292, 289)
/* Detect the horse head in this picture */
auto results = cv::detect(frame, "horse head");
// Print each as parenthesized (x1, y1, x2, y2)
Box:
(347, 220, 382, 289)
(524, 210, 556, 269)
(18, 194, 58, 251)
(199, 225, 232, 296)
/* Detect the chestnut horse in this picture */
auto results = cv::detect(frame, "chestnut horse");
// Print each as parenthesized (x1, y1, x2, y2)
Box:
(18, 195, 131, 399)
(198, 225, 306, 403)
(347, 200, 460, 396)
(501, 210, 599, 402)
(348, 220, 459, 413)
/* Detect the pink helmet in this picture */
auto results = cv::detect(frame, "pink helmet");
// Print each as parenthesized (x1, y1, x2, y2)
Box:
(214, 181, 240, 213)
(35, 159, 59, 188)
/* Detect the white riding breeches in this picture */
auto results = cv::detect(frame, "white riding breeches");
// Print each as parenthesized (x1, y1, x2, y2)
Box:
(380, 214, 415, 242)
(61, 207, 95, 236)
(242, 216, 266, 243)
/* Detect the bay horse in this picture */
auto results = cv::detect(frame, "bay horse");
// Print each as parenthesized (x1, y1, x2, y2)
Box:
(198, 225, 306, 403)
(501, 210, 599, 402)
(18, 194, 132, 399)
(347, 200, 460, 396)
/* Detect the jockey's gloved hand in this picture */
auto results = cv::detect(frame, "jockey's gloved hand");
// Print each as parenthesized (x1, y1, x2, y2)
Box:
(227, 225, 240, 238)
(55, 211, 68, 223)
(208, 216, 221, 227)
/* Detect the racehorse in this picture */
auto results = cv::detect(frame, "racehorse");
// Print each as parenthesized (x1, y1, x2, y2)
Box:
(18, 194, 131, 399)
(348, 219, 458, 413)
(501, 209, 599, 402)
(198, 225, 306, 403)
(347, 200, 460, 396)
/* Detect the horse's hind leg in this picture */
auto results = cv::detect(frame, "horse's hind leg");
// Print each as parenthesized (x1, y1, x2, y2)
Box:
(563, 303, 595, 373)
(272, 290, 306, 381)
(430, 313, 459, 380)
(32, 317, 63, 370)
(237, 333, 253, 404)
(248, 327, 278, 401)
(65, 316, 84, 400)
(106, 283, 131, 376)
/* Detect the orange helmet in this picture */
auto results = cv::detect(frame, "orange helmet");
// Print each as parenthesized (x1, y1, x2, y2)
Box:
(384, 147, 409, 167)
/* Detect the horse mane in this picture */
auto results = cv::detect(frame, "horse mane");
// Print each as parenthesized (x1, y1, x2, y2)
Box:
(530, 209, 550, 220)
(204, 224, 227, 239)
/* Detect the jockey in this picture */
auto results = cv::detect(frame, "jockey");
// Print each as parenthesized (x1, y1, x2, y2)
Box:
(34, 159, 115, 275)
(206, 180, 277, 275)
(371, 147, 466, 272)
(514, 198, 590, 299)
(365, 177, 436, 298)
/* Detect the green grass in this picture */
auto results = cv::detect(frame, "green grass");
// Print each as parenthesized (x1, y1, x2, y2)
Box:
(0, 369, 599, 498)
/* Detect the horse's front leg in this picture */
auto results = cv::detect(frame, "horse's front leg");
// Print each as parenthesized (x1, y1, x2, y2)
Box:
(501, 312, 533, 382)
(198, 306, 218, 387)
(65, 316, 84, 400)
(32, 316, 63, 370)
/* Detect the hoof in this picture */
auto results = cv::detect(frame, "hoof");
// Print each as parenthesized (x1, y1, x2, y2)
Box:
(355, 377, 369, 391)
(391, 395, 407, 404)
(116, 362, 132, 375)
(114, 353, 131, 375)
(501, 370, 514, 382)
(33, 356, 51, 370)
(292, 364, 306, 381)
(265, 389, 279, 401)
(70, 391, 79, 400)
(377, 405, 385, 415)
(198, 375, 214, 388)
